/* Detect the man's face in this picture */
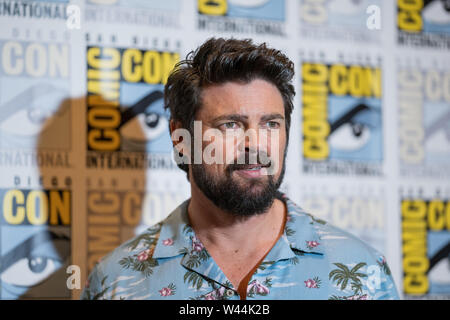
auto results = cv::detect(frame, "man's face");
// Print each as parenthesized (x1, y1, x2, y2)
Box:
(189, 78, 287, 216)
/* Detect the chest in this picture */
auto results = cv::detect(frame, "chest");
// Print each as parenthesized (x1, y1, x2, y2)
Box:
(206, 248, 270, 290)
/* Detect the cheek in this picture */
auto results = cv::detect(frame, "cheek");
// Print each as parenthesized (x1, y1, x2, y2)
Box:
(270, 130, 287, 177)
(267, 130, 286, 158)
(223, 133, 241, 164)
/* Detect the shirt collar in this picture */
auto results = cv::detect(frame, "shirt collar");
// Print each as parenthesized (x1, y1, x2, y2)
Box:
(279, 193, 325, 256)
(152, 199, 192, 259)
(152, 193, 325, 261)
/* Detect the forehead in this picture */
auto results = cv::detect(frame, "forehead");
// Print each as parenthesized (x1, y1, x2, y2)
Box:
(197, 79, 284, 120)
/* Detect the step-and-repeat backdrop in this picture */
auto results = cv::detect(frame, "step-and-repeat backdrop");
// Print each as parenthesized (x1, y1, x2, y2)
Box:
(0, 0, 449, 300)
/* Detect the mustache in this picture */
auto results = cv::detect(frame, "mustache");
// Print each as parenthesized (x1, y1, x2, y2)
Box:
(226, 152, 272, 172)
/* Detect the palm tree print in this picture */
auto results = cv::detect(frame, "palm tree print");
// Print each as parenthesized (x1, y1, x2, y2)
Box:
(329, 262, 367, 295)
(119, 249, 159, 277)
(126, 224, 162, 250)
(118, 225, 161, 277)
(83, 275, 110, 300)
(183, 270, 209, 291)
(179, 226, 211, 290)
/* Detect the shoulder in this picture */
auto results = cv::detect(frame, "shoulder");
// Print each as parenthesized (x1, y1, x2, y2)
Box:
(312, 217, 400, 299)
(313, 217, 384, 263)
(100, 222, 163, 272)
(81, 222, 163, 300)
(288, 201, 400, 300)
(286, 197, 385, 263)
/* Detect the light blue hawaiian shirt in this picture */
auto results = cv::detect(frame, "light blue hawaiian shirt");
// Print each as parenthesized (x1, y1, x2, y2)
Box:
(81, 193, 399, 300)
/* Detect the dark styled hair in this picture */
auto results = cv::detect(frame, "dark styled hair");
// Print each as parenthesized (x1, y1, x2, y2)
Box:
(164, 37, 295, 174)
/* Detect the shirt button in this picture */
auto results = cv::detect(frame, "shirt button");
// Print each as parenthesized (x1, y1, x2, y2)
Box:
(226, 289, 235, 297)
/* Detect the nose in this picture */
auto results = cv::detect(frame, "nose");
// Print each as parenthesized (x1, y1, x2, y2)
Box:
(239, 125, 271, 165)
(243, 127, 259, 153)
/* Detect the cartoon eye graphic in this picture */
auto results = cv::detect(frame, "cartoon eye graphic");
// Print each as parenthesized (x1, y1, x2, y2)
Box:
(428, 256, 450, 285)
(121, 112, 168, 141)
(444, 0, 450, 11)
(228, 0, 270, 8)
(329, 122, 371, 151)
(1, 257, 61, 287)
(120, 90, 168, 142)
(0, 84, 68, 137)
(0, 231, 70, 289)
(423, 0, 450, 24)
(428, 242, 450, 285)
(28, 107, 54, 125)
(328, 0, 364, 14)
(425, 110, 450, 153)
(329, 103, 378, 151)
(142, 109, 168, 140)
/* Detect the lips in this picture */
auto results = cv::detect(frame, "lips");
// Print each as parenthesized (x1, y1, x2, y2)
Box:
(231, 163, 270, 171)
(232, 164, 269, 178)
(245, 166, 263, 171)
(235, 164, 267, 170)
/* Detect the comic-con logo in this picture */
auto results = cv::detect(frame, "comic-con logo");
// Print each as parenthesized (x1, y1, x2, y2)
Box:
(0, 41, 70, 152)
(302, 62, 383, 175)
(397, 0, 450, 48)
(0, 188, 71, 298)
(398, 68, 450, 177)
(86, 46, 179, 169)
(197, 0, 285, 36)
(401, 197, 450, 297)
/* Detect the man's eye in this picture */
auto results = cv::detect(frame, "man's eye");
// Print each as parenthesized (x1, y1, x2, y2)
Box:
(266, 121, 280, 129)
(220, 122, 239, 130)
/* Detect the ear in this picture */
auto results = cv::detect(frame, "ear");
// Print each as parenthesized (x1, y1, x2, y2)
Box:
(170, 120, 191, 164)
(169, 119, 181, 135)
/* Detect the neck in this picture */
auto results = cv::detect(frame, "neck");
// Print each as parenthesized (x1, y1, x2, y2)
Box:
(187, 180, 286, 253)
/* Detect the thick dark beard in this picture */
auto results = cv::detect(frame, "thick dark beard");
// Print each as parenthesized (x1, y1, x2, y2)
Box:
(191, 156, 286, 217)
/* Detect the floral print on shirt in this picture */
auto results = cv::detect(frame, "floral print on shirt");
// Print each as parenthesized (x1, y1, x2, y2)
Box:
(81, 193, 400, 300)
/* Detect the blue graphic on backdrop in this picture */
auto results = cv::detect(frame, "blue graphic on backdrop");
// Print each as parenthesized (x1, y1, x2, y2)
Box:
(119, 83, 172, 154)
(428, 232, 450, 295)
(0, 227, 70, 299)
(225, 0, 284, 20)
(0, 80, 70, 150)
(424, 102, 450, 164)
(198, 0, 285, 36)
(328, 97, 383, 162)
(423, 0, 450, 34)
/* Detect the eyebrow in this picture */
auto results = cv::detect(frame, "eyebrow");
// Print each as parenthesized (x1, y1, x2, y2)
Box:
(211, 113, 285, 123)
(260, 113, 285, 122)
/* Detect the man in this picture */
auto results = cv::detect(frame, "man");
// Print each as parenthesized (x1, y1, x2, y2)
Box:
(81, 38, 399, 300)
